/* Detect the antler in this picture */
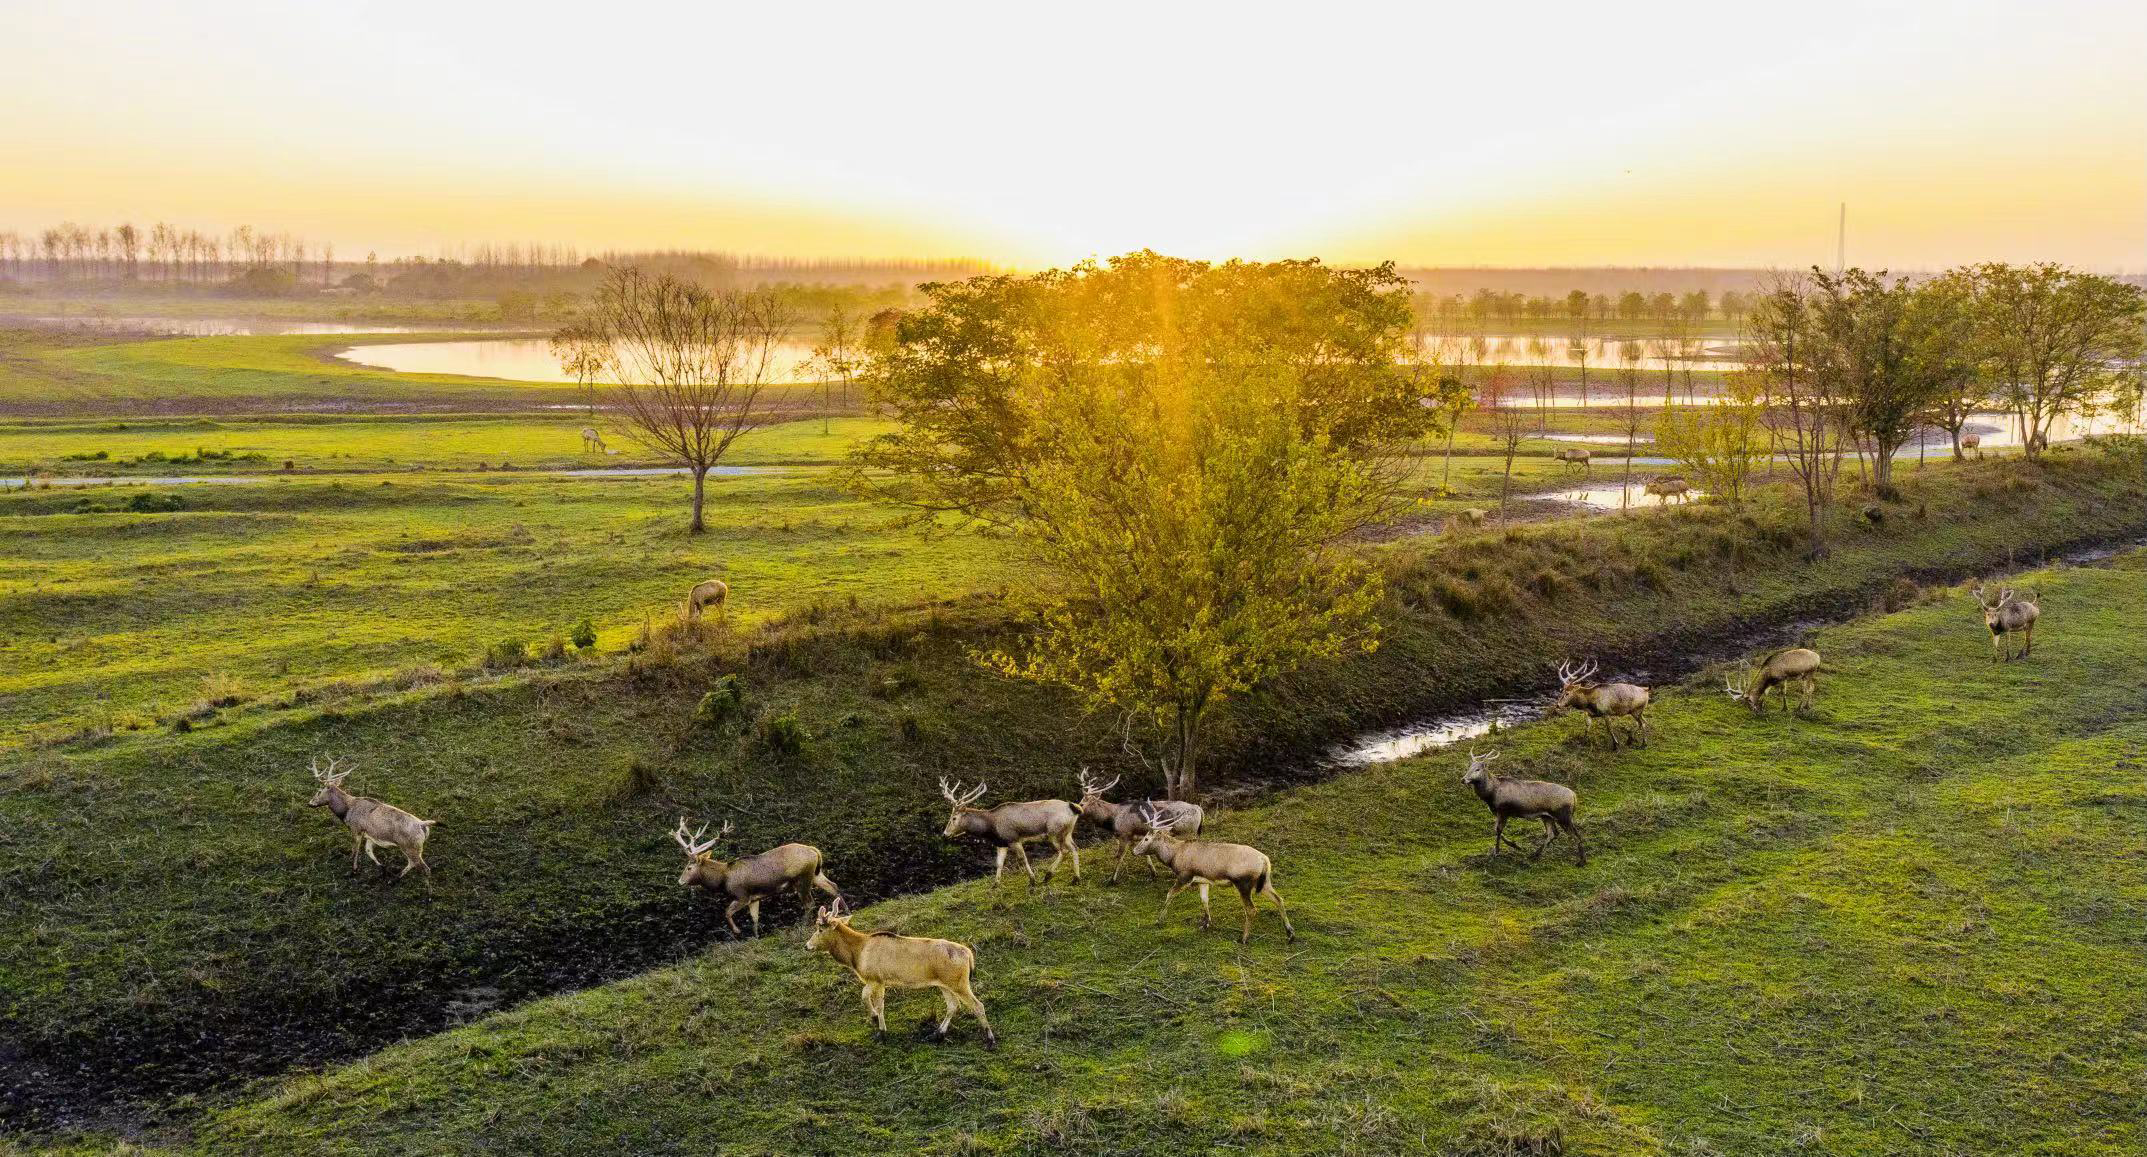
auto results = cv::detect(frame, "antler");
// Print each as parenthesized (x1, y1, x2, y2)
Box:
(1075, 766, 1120, 798)
(1468, 745, 1500, 767)
(672, 815, 727, 858)
(1556, 659, 1599, 686)
(939, 777, 988, 807)
(308, 755, 351, 784)
(1723, 673, 1746, 700)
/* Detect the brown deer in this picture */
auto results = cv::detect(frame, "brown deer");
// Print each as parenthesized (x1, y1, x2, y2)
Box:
(1960, 432, 1982, 458)
(1642, 476, 1691, 504)
(1555, 446, 1593, 474)
(806, 907, 996, 1046)
(1972, 586, 2041, 662)
(579, 426, 607, 454)
(673, 817, 843, 937)
(683, 578, 729, 623)
(1460, 748, 1585, 865)
(306, 756, 437, 883)
(1131, 806, 1294, 943)
(1073, 768, 1204, 883)
(1724, 647, 1822, 712)
(940, 779, 1081, 887)
(1549, 659, 1652, 748)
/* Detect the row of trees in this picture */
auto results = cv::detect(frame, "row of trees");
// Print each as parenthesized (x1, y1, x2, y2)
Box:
(1667, 262, 2143, 556)
(0, 222, 348, 286)
(1418, 288, 1744, 326)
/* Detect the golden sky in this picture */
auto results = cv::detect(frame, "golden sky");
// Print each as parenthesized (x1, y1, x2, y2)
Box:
(4, 0, 2142, 269)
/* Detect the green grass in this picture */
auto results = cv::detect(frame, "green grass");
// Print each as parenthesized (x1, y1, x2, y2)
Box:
(3, 451, 2141, 1145)
(188, 552, 2147, 1155)
(0, 448, 1001, 741)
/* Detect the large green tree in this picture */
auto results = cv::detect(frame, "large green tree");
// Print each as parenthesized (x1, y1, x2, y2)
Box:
(1965, 263, 2145, 459)
(852, 252, 1433, 799)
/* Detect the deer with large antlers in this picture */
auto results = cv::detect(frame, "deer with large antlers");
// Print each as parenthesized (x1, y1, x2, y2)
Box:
(939, 779, 1081, 888)
(1549, 659, 1652, 749)
(806, 906, 996, 1047)
(1074, 768, 1205, 883)
(1131, 805, 1294, 943)
(306, 756, 437, 883)
(1461, 748, 1585, 866)
(673, 817, 843, 937)
(1724, 647, 1822, 712)
(1972, 586, 2041, 662)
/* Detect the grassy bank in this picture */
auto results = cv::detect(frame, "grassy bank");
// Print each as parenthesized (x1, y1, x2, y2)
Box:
(197, 549, 2147, 1155)
(3, 453, 2141, 1135)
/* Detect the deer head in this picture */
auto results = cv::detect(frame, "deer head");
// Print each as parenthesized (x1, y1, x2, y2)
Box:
(307, 755, 352, 807)
(1074, 767, 1121, 818)
(1461, 746, 1500, 791)
(806, 904, 850, 951)
(1550, 659, 1600, 711)
(673, 815, 732, 888)
(1128, 803, 1181, 857)
(939, 778, 988, 838)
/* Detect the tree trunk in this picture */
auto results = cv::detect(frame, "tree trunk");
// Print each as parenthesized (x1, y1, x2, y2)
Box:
(689, 465, 709, 533)
(1168, 703, 1207, 802)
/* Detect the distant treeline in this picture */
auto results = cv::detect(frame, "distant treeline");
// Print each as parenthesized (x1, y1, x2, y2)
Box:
(0, 220, 1000, 300)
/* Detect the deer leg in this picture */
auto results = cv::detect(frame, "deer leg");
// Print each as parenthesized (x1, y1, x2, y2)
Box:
(1196, 882, 1212, 930)
(1262, 880, 1296, 942)
(363, 839, 385, 868)
(930, 987, 958, 1040)
(1236, 881, 1256, 943)
(954, 977, 995, 1047)
(1159, 880, 1187, 926)
(397, 846, 421, 877)
(1565, 817, 1587, 865)
(862, 983, 886, 1039)
(1111, 838, 1130, 883)
(811, 873, 840, 899)
(350, 831, 365, 872)
(748, 900, 763, 938)
(991, 846, 1008, 885)
(723, 900, 746, 936)
(1529, 817, 1557, 860)
(1038, 836, 1064, 884)
(1490, 815, 1506, 857)
(1011, 841, 1037, 883)
(1064, 832, 1081, 882)
(1635, 710, 1649, 747)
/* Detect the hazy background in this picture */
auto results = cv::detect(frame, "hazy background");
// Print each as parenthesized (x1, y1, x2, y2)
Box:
(4, 0, 2142, 269)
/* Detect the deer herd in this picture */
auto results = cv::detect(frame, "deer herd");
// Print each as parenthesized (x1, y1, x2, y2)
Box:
(299, 576, 2048, 1047)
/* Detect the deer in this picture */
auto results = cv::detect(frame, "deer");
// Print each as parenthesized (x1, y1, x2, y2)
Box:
(1960, 432, 1982, 458)
(1460, 748, 1585, 865)
(1643, 476, 1691, 505)
(673, 817, 843, 937)
(940, 779, 1081, 887)
(579, 426, 607, 454)
(683, 578, 728, 623)
(806, 906, 996, 1046)
(1131, 805, 1295, 943)
(1549, 659, 1652, 748)
(305, 756, 437, 883)
(1724, 647, 1822, 712)
(1972, 586, 2041, 662)
(1073, 768, 1204, 883)
(1555, 447, 1593, 475)
(1454, 507, 1488, 530)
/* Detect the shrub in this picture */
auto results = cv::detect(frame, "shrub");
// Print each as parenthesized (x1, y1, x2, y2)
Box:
(198, 672, 249, 709)
(61, 449, 109, 461)
(483, 638, 529, 670)
(694, 675, 745, 728)
(540, 635, 568, 662)
(570, 618, 598, 650)
(124, 492, 185, 513)
(759, 712, 807, 756)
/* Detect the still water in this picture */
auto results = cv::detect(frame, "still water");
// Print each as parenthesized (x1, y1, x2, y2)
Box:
(339, 338, 828, 383)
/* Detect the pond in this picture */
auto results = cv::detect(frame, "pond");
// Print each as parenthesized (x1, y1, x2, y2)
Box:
(1541, 479, 1706, 510)
(339, 338, 828, 383)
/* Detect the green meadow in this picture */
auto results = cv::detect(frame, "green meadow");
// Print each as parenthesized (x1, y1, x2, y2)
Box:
(195, 552, 2147, 1155)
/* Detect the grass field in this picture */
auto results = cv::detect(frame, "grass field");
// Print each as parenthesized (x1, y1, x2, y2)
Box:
(4, 449, 2141, 1145)
(187, 550, 2147, 1155)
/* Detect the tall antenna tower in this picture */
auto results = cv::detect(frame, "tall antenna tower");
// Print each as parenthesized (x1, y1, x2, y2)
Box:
(1836, 202, 1846, 272)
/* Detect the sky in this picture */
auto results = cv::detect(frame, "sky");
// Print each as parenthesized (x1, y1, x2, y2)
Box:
(4, 0, 2143, 270)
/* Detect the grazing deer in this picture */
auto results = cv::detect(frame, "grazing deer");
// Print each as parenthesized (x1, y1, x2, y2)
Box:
(1455, 507, 1488, 530)
(1555, 447, 1593, 475)
(683, 578, 728, 623)
(306, 756, 436, 882)
(1073, 768, 1204, 883)
(580, 426, 607, 454)
(1724, 647, 1822, 712)
(1461, 748, 1585, 865)
(1642, 476, 1691, 505)
(940, 779, 1081, 887)
(807, 906, 995, 1046)
(673, 817, 843, 937)
(1972, 586, 2040, 662)
(1549, 659, 1652, 748)
(1960, 432, 1982, 458)
(1131, 806, 1294, 943)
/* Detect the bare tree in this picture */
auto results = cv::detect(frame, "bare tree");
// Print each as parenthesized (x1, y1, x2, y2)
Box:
(1484, 362, 1526, 523)
(1747, 273, 1845, 558)
(1616, 340, 1646, 512)
(558, 267, 794, 533)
